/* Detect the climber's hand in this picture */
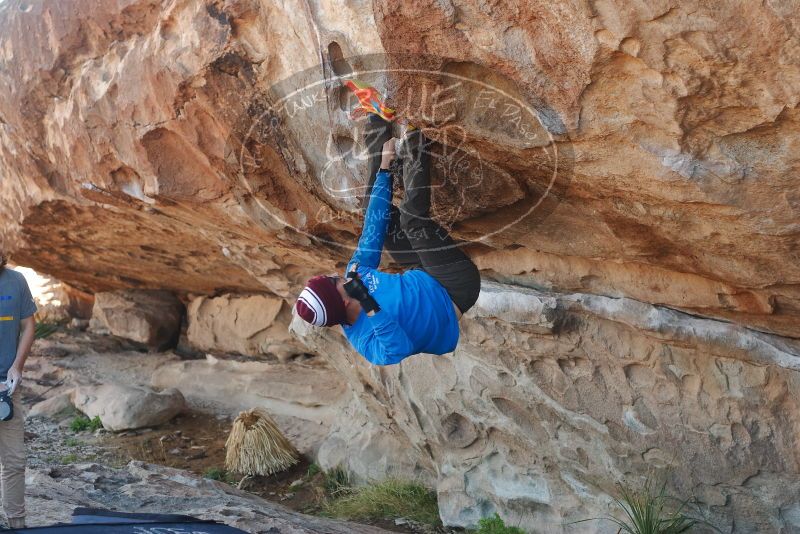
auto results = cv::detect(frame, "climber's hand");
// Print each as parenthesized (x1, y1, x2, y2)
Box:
(380, 138, 396, 169)
(344, 267, 381, 315)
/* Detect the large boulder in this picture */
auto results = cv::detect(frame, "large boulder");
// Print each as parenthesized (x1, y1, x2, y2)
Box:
(89, 290, 183, 349)
(186, 294, 304, 361)
(152, 354, 347, 425)
(2, 0, 800, 531)
(71, 384, 186, 431)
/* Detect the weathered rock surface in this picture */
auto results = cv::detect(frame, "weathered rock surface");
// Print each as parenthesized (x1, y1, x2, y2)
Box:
(89, 289, 183, 348)
(1, 0, 799, 337)
(26, 461, 388, 533)
(1, 0, 800, 531)
(29, 390, 75, 420)
(187, 293, 305, 360)
(152, 354, 347, 425)
(293, 282, 800, 532)
(72, 383, 186, 431)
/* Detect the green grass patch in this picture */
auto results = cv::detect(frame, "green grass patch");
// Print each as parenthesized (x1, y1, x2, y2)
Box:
(203, 466, 226, 480)
(323, 466, 351, 496)
(64, 437, 81, 447)
(475, 513, 526, 534)
(60, 453, 79, 464)
(324, 477, 441, 527)
(306, 462, 321, 478)
(70, 415, 103, 432)
(203, 467, 238, 485)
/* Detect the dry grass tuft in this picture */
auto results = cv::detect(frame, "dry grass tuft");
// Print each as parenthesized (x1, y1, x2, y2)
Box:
(225, 408, 299, 476)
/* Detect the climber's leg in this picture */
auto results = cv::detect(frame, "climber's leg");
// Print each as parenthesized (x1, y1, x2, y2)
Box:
(398, 129, 481, 314)
(362, 114, 420, 268)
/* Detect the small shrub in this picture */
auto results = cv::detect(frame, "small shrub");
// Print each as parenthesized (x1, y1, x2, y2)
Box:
(204, 467, 226, 481)
(573, 476, 700, 534)
(306, 462, 321, 478)
(324, 478, 441, 527)
(70, 416, 89, 432)
(476, 513, 526, 534)
(34, 322, 60, 339)
(70, 415, 103, 432)
(323, 466, 351, 496)
(89, 416, 103, 431)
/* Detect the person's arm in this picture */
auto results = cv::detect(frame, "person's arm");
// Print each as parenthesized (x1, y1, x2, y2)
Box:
(7, 275, 37, 394)
(348, 170, 392, 270)
(348, 139, 396, 271)
(7, 316, 34, 393)
(359, 312, 415, 364)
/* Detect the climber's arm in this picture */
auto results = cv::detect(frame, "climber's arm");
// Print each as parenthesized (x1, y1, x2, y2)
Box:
(359, 312, 416, 365)
(347, 170, 392, 271)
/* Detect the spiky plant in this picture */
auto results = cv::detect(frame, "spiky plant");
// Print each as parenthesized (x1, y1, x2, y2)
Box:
(34, 322, 59, 339)
(572, 476, 701, 534)
(611, 477, 697, 534)
(225, 408, 299, 476)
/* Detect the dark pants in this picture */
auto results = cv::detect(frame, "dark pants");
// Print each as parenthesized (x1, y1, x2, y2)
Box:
(363, 115, 481, 314)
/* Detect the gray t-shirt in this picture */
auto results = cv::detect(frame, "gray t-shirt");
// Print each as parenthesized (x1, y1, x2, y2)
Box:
(0, 268, 37, 380)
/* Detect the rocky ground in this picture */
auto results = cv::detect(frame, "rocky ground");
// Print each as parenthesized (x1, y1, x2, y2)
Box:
(19, 328, 438, 533)
(25, 459, 389, 533)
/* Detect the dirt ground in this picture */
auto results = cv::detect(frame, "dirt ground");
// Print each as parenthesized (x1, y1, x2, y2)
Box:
(100, 411, 319, 511)
(95, 412, 431, 533)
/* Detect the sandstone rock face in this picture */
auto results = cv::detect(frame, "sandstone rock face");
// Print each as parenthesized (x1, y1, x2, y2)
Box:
(293, 282, 800, 532)
(152, 355, 347, 425)
(72, 384, 186, 431)
(27, 461, 388, 532)
(1, 0, 799, 531)
(187, 293, 304, 360)
(90, 290, 183, 349)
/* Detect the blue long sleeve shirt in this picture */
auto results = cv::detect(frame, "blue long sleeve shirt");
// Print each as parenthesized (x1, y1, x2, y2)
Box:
(342, 170, 459, 365)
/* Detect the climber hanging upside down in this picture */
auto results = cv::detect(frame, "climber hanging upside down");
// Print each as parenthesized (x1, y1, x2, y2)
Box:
(294, 83, 481, 365)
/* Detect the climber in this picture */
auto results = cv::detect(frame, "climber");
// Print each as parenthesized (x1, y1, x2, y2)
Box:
(0, 249, 37, 529)
(294, 88, 481, 365)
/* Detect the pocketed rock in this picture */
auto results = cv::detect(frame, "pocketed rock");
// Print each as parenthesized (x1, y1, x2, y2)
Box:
(71, 384, 186, 432)
(89, 290, 183, 349)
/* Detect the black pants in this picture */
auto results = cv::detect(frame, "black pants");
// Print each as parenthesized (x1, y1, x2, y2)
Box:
(363, 115, 481, 314)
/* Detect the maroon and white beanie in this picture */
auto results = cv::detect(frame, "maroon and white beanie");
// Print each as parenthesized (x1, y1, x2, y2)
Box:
(295, 275, 346, 327)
